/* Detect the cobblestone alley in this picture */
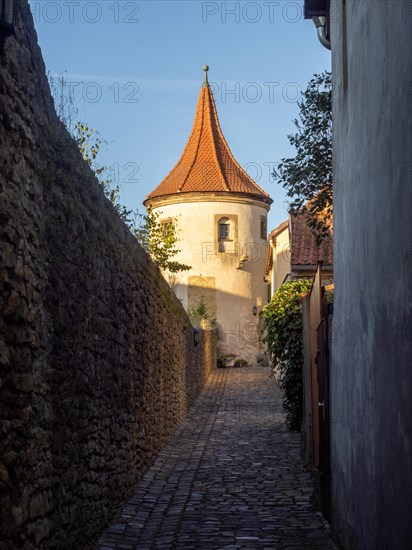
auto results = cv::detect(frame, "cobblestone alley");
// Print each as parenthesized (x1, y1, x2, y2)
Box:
(97, 367, 337, 550)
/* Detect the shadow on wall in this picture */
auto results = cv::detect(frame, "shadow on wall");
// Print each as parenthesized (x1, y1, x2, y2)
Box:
(0, 2, 216, 549)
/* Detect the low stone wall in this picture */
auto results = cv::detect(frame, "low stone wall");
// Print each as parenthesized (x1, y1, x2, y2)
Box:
(0, 3, 216, 548)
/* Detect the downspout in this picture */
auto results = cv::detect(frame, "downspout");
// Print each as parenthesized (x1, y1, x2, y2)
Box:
(312, 16, 331, 50)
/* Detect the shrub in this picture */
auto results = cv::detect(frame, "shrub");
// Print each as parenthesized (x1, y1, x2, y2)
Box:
(262, 279, 312, 430)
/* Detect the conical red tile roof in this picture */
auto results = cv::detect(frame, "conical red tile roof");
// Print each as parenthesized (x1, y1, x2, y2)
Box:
(145, 68, 272, 205)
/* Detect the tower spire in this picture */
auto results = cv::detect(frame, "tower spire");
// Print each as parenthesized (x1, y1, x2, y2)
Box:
(144, 67, 272, 206)
(203, 64, 209, 87)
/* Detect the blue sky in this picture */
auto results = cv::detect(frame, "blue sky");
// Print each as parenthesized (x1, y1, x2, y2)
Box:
(29, 0, 330, 229)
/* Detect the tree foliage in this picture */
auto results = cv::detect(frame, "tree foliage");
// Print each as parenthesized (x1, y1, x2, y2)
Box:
(262, 279, 313, 431)
(135, 209, 190, 274)
(274, 71, 332, 243)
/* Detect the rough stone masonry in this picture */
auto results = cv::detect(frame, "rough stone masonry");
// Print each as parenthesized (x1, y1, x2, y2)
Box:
(0, 2, 216, 548)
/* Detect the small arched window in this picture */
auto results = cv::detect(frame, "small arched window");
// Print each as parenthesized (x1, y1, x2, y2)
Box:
(218, 217, 230, 239)
(160, 218, 174, 237)
(260, 216, 267, 240)
(218, 217, 230, 252)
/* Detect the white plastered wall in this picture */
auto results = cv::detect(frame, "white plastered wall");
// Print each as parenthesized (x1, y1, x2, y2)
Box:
(151, 195, 270, 363)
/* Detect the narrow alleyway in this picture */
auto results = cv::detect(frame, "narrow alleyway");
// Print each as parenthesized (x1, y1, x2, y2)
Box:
(97, 367, 337, 550)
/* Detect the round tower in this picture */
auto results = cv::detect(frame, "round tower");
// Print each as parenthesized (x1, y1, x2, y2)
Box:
(144, 66, 272, 364)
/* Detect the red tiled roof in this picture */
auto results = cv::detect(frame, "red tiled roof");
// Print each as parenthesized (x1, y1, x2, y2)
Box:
(290, 211, 333, 267)
(145, 75, 272, 204)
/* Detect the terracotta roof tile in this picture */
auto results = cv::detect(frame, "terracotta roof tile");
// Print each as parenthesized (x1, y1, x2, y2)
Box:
(145, 78, 272, 204)
(290, 211, 333, 267)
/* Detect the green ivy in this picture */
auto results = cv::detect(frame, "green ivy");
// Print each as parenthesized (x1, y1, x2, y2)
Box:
(262, 279, 312, 431)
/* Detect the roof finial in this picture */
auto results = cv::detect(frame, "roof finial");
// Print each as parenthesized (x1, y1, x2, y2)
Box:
(203, 64, 209, 87)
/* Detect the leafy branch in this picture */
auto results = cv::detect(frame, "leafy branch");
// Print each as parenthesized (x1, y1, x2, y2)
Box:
(135, 209, 191, 273)
(274, 71, 332, 244)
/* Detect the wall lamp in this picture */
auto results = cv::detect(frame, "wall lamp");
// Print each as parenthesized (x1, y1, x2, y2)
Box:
(252, 305, 258, 316)
(1, 0, 17, 33)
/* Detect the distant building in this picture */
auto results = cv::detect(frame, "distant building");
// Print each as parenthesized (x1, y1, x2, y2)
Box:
(144, 66, 272, 364)
(265, 209, 333, 298)
(265, 220, 289, 295)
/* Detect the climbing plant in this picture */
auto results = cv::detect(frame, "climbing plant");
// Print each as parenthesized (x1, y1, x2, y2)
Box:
(262, 279, 312, 431)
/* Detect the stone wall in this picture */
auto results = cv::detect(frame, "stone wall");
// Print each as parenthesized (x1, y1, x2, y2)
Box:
(0, 2, 216, 548)
(330, 1, 412, 548)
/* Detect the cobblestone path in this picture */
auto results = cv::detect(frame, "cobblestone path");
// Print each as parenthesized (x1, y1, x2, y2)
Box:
(97, 367, 337, 550)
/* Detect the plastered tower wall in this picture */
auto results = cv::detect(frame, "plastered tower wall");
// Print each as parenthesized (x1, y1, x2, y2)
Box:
(152, 195, 269, 363)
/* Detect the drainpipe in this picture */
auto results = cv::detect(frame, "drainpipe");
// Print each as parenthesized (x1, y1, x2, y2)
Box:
(312, 16, 331, 50)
